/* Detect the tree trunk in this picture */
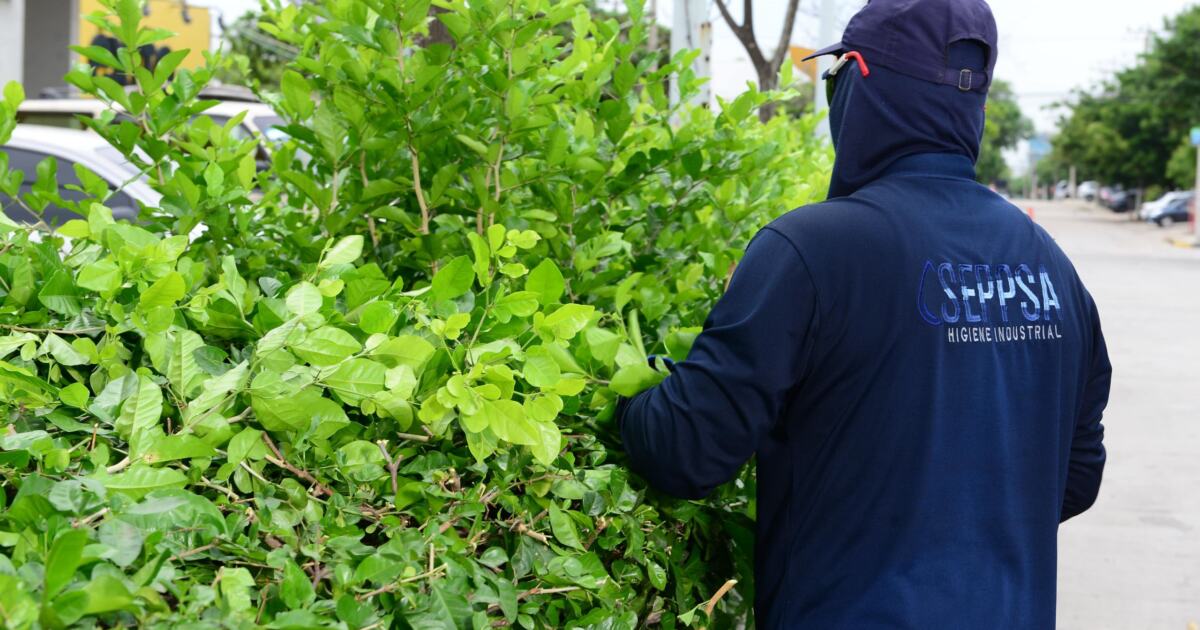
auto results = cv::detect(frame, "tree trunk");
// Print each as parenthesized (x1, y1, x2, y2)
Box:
(713, 0, 801, 121)
(417, 6, 455, 47)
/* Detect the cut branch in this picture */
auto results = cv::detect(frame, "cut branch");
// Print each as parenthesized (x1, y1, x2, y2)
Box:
(261, 433, 334, 497)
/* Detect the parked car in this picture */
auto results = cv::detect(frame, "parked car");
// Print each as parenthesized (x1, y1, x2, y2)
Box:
(17, 94, 288, 168)
(1077, 181, 1099, 202)
(1138, 190, 1191, 220)
(1, 125, 160, 226)
(1053, 180, 1071, 200)
(1147, 195, 1193, 227)
(1102, 186, 1137, 213)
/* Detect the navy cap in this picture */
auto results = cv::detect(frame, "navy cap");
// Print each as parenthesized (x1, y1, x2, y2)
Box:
(803, 0, 998, 93)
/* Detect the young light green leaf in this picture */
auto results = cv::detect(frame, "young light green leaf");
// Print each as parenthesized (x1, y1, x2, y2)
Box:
(286, 282, 323, 316)
(281, 70, 314, 119)
(226, 427, 265, 466)
(42, 333, 89, 366)
(609, 362, 667, 397)
(523, 345, 561, 389)
(114, 370, 163, 450)
(319, 235, 364, 269)
(430, 256, 474, 302)
(60, 382, 90, 409)
(144, 434, 217, 463)
(139, 272, 186, 311)
(38, 271, 84, 316)
(76, 258, 122, 293)
(97, 465, 187, 499)
(83, 574, 134, 614)
(167, 328, 204, 398)
(358, 301, 398, 334)
(540, 304, 594, 340)
(184, 361, 249, 425)
(529, 420, 562, 467)
(322, 358, 387, 403)
(281, 560, 316, 609)
(293, 326, 363, 366)
(467, 231, 491, 286)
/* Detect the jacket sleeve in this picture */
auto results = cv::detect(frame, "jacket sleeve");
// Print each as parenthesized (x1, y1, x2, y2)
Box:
(1061, 295, 1111, 522)
(617, 228, 818, 499)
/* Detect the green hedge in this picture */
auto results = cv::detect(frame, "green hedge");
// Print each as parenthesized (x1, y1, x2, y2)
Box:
(0, 0, 830, 627)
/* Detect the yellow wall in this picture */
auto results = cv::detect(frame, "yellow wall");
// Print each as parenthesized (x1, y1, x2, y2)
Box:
(79, 0, 211, 72)
(789, 47, 819, 84)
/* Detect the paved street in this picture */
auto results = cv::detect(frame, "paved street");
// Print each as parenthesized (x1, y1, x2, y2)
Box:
(1028, 200, 1200, 628)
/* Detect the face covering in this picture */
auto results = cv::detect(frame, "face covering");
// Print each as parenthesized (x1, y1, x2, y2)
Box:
(826, 41, 990, 199)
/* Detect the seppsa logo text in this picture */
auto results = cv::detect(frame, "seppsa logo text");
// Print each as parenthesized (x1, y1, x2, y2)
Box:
(916, 261, 1064, 344)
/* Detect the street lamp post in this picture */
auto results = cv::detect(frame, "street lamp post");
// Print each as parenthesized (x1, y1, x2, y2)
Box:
(669, 0, 711, 109)
(1192, 126, 1200, 246)
(814, 0, 837, 136)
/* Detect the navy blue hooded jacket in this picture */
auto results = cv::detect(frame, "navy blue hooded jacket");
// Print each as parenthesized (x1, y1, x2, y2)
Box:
(617, 44, 1111, 628)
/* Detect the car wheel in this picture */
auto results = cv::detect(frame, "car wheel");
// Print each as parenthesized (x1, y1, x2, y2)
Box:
(1160, 216, 1174, 227)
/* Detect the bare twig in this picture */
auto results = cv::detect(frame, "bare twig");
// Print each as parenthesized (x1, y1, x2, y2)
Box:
(261, 433, 334, 497)
(355, 564, 448, 600)
(171, 542, 218, 562)
(486, 585, 581, 613)
(377, 440, 401, 498)
(515, 522, 549, 544)
(106, 456, 132, 474)
(396, 431, 430, 443)
(74, 507, 109, 528)
(703, 579, 738, 619)
(1, 324, 104, 335)
(407, 122, 431, 234)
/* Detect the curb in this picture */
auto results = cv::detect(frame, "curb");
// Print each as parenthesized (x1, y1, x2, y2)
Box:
(1167, 238, 1198, 249)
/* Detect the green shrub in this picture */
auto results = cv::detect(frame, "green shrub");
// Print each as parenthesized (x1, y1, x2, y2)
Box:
(0, 0, 829, 627)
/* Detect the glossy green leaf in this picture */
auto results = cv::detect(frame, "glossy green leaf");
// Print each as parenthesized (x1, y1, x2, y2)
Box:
(293, 326, 363, 366)
(610, 362, 667, 397)
(44, 529, 88, 599)
(548, 504, 584, 550)
(431, 256, 475, 302)
(320, 235, 364, 269)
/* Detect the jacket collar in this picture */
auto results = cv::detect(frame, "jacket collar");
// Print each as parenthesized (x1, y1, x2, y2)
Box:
(880, 152, 977, 181)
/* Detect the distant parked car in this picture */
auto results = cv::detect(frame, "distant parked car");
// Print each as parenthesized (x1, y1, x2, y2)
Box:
(1147, 195, 1193, 227)
(1138, 190, 1191, 220)
(1077, 181, 1099, 202)
(1053, 180, 1071, 200)
(1, 125, 160, 227)
(1103, 187, 1137, 213)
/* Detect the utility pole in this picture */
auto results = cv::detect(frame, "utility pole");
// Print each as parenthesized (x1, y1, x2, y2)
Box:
(669, 0, 711, 109)
(648, 0, 659, 55)
(1193, 127, 1200, 245)
(814, 0, 837, 136)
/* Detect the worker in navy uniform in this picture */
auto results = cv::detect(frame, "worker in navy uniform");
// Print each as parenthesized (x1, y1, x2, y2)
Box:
(617, 0, 1111, 627)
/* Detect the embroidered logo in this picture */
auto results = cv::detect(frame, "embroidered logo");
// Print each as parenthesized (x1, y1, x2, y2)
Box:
(916, 260, 1064, 344)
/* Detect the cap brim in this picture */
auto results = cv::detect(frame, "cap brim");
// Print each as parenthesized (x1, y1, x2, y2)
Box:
(800, 42, 845, 62)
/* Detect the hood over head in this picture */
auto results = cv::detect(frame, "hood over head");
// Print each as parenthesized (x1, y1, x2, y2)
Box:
(826, 41, 990, 199)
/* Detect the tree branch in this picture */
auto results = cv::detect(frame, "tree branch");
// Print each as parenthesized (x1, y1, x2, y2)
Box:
(713, 0, 769, 71)
(771, 0, 803, 70)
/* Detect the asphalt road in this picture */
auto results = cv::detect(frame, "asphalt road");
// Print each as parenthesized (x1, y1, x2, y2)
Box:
(1027, 200, 1200, 628)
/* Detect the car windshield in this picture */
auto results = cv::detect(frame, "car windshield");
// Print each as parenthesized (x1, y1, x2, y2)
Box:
(254, 116, 290, 143)
(95, 146, 150, 182)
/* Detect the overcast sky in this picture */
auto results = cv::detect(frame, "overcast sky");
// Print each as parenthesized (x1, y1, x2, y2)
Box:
(200, 0, 1196, 135)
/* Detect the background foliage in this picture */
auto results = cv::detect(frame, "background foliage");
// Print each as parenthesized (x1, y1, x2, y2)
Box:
(976, 79, 1032, 187)
(0, 0, 830, 627)
(1052, 4, 1200, 190)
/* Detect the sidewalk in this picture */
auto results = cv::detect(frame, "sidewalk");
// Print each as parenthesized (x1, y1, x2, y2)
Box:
(1027, 200, 1200, 628)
